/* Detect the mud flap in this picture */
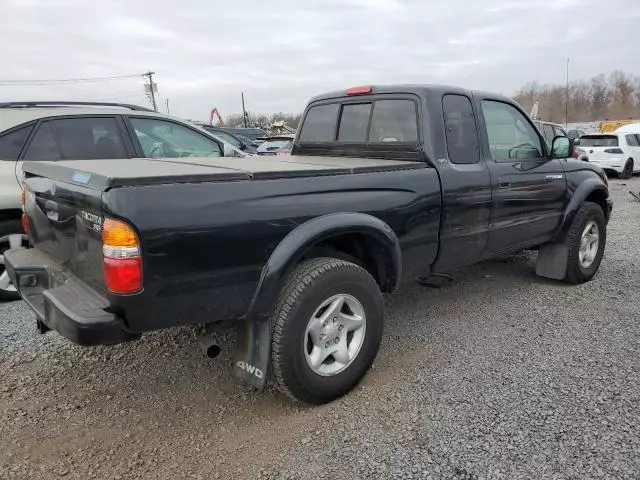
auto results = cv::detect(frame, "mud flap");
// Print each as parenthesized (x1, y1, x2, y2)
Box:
(535, 242, 568, 280)
(233, 316, 271, 389)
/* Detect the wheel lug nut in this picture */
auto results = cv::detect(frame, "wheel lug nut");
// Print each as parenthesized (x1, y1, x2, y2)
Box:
(322, 321, 328, 327)
(335, 337, 339, 344)
(325, 342, 330, 348)
(338, 325, 344, 331)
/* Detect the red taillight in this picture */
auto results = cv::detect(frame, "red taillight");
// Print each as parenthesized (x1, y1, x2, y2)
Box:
(604, 148, 623, 154)
(346, 85, 372, 96)
(103, 257, 142, 294)
(102, 218, 142, 293)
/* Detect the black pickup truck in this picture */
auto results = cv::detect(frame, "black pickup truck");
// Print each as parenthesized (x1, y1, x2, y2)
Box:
(7, 85, 612, 404)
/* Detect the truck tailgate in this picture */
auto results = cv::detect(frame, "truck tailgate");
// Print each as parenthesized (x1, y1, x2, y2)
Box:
(21, 159, 249, 293)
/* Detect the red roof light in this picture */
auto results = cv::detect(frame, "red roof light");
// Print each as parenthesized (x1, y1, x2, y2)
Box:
(346, 85, 372, 96)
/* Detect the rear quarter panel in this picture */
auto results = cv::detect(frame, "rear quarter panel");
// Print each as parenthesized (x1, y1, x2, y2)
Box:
(105, 168, 441, 332)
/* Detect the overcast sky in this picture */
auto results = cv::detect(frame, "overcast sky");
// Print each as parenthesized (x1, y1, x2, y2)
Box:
(2, 0, 640, 121)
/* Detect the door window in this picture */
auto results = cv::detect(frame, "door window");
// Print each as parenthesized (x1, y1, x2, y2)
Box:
(0, 125, 33, 160)
(442, 94, 479, 164)
(482, 101, 543, 161)
(625, 134, 639, 147)
(130, 118, 222, 158)
(51, 117, 127, 159)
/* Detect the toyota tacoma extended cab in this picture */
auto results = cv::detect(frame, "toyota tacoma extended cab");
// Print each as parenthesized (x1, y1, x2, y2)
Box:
(6, 85, 612, 404)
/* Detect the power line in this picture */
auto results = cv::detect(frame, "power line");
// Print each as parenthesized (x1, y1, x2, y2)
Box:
(0, 73, 146, 86)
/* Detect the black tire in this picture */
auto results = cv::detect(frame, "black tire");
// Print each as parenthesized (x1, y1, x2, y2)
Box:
(271, 257, 384, 404)
(0, 219, 27, 301)
(620, 159, 633, 180)
(563, 202, 606, 284)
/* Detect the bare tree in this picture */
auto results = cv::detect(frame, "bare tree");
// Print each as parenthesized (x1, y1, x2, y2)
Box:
(513, 71, 640, 122)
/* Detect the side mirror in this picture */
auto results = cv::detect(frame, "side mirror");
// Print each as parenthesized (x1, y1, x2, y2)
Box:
(573, 138, 581, 146)
(550, 136, 573, 159)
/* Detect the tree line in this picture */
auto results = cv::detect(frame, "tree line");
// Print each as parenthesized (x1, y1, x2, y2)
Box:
(513, 71, 640, 124)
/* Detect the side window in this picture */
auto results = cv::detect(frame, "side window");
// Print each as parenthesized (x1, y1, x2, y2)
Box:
(369, 100, 418, 143)
(129, 118, 222, 158)
(553, 126, 567, 137)
(482, 101, 543, 161)
(543, 124, 555, 143)
(298, 104, 340, 142)
(50, 117, 127, 160)
(635, 134, 640, 146)
(625, 134, 639, 147)
(338, 103, 371, 142)
(442, 94, 479, 164)
(0, 125, 33, 160)
(23, 121, 61, 161)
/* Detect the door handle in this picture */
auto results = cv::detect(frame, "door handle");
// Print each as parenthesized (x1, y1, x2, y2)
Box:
(498, 181, 511, 189)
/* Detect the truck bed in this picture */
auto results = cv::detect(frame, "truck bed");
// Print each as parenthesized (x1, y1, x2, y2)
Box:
(23, 156, 426, 190)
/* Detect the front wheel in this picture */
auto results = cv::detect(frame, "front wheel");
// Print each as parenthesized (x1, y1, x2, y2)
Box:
(0, 219, 28, 301)
(564, 202, 606, 284)
(270, 258, 384, 404)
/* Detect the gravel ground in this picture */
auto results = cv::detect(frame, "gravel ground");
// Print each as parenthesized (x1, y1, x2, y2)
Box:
(1, 177, 639, 480)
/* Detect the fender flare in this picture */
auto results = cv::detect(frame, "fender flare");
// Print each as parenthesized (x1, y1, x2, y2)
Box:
(248, 212, 401, 321)
(232, 213, 401, 390)
(553, 179, 609, 242)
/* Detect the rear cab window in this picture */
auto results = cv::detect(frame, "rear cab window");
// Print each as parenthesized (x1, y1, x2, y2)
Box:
(298, 97, 419, 150)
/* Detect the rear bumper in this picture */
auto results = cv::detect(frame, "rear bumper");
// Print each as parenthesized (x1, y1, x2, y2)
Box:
(588, 158, 625, 172)
(5, 248, 139, 346)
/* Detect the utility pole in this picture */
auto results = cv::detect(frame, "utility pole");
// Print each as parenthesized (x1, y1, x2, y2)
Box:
(241, 91, 247, 128)
(143, 71, 158, 112)
(165, 98, 170, 115)
(565, 58, 569, 128)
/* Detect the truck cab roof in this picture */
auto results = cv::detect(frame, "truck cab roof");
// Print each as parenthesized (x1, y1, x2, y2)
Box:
(307, 84, 513, 104)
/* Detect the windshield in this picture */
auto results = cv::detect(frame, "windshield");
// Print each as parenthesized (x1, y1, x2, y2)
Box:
(257, 138, 293, 152)
(580, 135, 618, 147)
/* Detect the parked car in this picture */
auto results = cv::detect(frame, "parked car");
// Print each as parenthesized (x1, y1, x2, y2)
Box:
(534, 120, 585, 160)
(0, 101, 242, 300)
(567, 129, 586, 141)
(533, 120, 567, 145)
(222, 127, 268, 144)
(194, 123, 258, 154)
(580, 133, 640, 179)
(7, 85, 612, 405)
(256, 134, 295, 155)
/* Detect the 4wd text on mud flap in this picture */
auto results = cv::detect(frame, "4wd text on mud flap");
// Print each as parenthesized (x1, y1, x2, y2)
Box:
(236, 361, 263, 379)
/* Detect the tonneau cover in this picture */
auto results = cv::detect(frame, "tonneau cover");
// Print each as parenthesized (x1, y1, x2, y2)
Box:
(22, 155, 426, 191)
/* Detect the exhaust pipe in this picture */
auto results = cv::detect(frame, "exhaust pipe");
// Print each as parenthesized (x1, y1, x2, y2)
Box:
(197, 329, 222, 359)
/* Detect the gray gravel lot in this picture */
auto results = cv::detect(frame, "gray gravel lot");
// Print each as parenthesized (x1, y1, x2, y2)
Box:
(1, 177, 639, 480)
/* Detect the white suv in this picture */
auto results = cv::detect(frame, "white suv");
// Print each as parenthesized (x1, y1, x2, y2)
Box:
(0, 101, 241, 300)
(579, 133, 640, 179)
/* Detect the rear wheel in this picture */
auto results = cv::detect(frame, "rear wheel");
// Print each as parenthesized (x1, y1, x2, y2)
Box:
(563, 202, 606, 284)
(620, 159, 633, 179)
(270, 258, 384, 404)
(0, 219, 28, 301)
